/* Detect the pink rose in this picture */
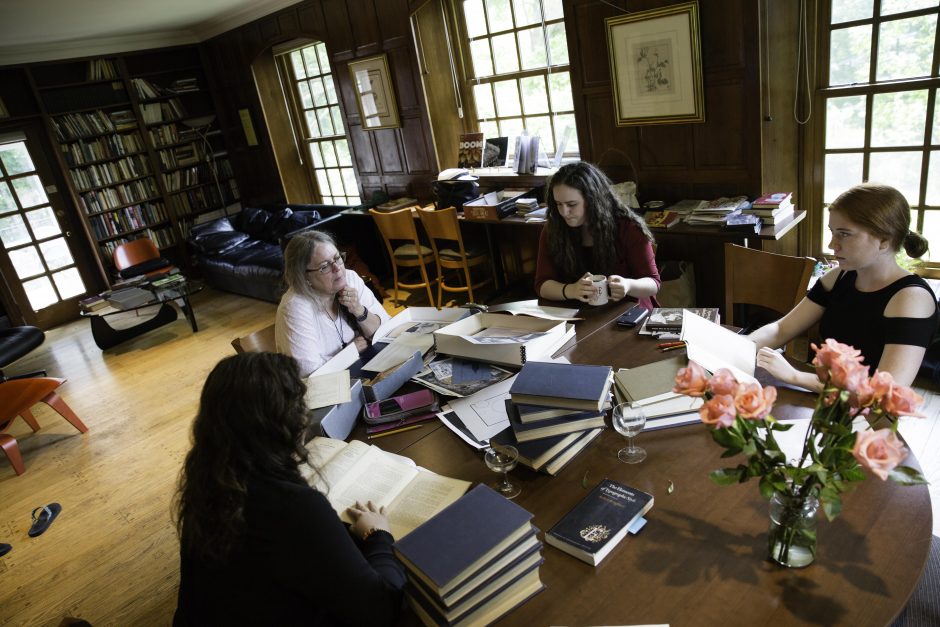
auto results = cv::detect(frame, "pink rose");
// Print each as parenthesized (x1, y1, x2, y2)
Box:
(812, 339, 867, 391)
(733, 383, 777, 419)
(881, 384, 925, 418)
(828, 355, 869, 394)
(674, 361, 709, 397)
(699, 394, 737, 428)
(708, 369, 739, 397)
(853, 429, 909, 480)
(854, 370, 893, 408)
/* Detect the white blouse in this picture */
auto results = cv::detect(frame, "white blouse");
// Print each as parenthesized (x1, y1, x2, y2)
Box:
(275, 270, 390, 376)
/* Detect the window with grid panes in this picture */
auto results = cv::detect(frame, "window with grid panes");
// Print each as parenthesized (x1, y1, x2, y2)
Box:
(818, 0, 939, 267)
(280, 42, 361, 205)
(458, 0, 579, 162)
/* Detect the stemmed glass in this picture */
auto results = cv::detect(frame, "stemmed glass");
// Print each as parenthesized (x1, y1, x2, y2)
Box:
(484, 446, 521, 499)
(612, 402, 647, 463)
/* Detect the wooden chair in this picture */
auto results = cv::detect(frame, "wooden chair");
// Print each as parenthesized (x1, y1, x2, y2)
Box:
(417, 205, 494, 307)
(231, 323, 277, 353)
(113, 237, 174, 279)
(723, 243, 815, 359)
(369, 207, 436, 308)
(0, 378, 88, 476)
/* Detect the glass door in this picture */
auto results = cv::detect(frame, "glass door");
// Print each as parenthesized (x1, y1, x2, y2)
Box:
(0, 124, 96, 328)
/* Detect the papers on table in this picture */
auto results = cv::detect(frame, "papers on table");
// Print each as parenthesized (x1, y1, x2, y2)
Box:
(314, 342, 359, 375)
(680, 309, 757, 384)
(487, 299, 583, 321)
(304, 369, 352, 410)
(463, 327, 548, 345)
(445, 375, 517, 444)
(373, 307, 469, 344)
(361, 332, 435, 372)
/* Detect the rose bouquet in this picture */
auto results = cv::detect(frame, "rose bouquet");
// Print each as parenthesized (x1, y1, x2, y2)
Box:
(673, 338, 927, 567)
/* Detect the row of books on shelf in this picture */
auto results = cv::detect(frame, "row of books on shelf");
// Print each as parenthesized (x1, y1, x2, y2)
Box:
(643, 192, 795, 231)
(131, 77, 200, 100)
(158, 144, 200, 169)
(139, 99, 185, 125)
(88, 59, 118, 81)
(51, 110, 138, 141)
(168, 180, 239, 213)
(78, 178, 159, 214)
(61, 132, 145, 166)
(69, 155, 150, 190)
(98, 227, 175, 259)
(148, 123, 204, 148)
(86, 202, 168, 240)
(162, 166, 205, 191)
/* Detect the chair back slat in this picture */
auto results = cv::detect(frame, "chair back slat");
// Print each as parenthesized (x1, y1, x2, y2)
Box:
(723, 243, 815, 326)
(231, 324, 276, 354)
(113, 238, 160, 271)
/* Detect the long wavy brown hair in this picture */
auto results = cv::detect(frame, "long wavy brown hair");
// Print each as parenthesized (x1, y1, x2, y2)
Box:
(545, 161, 654, 282)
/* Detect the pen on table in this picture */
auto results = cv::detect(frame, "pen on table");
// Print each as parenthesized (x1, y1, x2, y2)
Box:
(367, 424, 424, 440)
(660, 343, 687, 352)
(657, 341, 686, 348)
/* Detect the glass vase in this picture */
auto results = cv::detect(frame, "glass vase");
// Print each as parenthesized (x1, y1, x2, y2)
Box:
(767, 491, 819, 568)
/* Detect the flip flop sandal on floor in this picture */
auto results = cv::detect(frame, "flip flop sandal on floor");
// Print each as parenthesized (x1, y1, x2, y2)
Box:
(28, 503, 62, 537)
(0, 543, 10, 557)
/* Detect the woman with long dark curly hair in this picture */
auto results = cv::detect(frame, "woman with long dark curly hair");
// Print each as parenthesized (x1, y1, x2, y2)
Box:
(173, 352, 405, 626)
(534, 161, 661, 309)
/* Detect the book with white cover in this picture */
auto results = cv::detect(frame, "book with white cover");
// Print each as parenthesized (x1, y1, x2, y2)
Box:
(680, 310, 757, 384)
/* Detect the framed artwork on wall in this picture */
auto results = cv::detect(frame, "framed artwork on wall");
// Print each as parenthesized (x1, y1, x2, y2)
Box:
(348, 54, 400, 131)
(606, 1, 705, 126)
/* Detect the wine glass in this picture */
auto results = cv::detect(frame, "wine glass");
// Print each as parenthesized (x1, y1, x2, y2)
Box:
(612, 402, 647, 463)
(484, 446, 521, 499)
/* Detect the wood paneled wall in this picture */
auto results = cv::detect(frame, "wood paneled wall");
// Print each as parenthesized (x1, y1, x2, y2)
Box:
(200, 0, 439, 206)
(566, 0, 762, 203)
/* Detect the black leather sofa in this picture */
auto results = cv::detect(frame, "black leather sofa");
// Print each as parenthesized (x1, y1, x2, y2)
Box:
(188, 204, 350, 303)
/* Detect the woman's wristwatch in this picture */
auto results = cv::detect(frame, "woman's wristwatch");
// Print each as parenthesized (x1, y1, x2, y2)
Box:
(355, 308, 370, 322)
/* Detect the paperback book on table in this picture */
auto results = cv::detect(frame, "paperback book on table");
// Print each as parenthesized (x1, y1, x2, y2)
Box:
(506, 400, 605, 442)
(645, 307, 719, 334)
(643, 210, 680, 229)
(546, 478, 654, 566)
(509, 361, 613, 411)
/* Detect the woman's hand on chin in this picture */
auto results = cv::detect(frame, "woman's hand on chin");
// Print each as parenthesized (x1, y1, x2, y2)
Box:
(337, 286, 363, 316)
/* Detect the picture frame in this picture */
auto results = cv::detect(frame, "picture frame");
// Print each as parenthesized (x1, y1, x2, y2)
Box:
(606, 1, 705, 126)
(348, 54, 400, 130)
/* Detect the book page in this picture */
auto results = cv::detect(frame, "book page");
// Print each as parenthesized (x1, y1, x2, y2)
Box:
(304, 369, 351, 409)
(303, 438, 370, 491)
(326, 445, 420, 521)
(361, 333, 434, 372)
(386, 469, 471, 538)
(681, 310, 757, 384)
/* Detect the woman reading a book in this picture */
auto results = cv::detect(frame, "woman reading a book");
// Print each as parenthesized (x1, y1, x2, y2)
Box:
(277, 230, 389, 376)
(534, 162, 661, 308)
(174, 352, 406, 625)
(750, 183, 937, 389)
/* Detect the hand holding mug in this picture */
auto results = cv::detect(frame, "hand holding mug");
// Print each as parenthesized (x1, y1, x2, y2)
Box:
(607, 275, 629, 301)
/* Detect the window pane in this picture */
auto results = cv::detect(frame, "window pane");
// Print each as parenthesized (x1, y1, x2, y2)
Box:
(832, 0, 874, 22)
(520, 76, 549, 114)
(500, 118, 525, 149)
(824, 153, 864, 202)
(464, 0, 488, 38)
(486, 0, 513, 32)
(829, 25, 871, 85)
(470, 39, 494, 77)
(10, 244, 44, 278)
(0, 142, 35, 175)
(335, 139, 352, 167)
(317, 108, 334, 136)
(934, 95, 940, 145)
(548, 71, 573, 111)
(492, 33, 520, 74)
(525, 115, 553, 152)
(324, 77, 338, 105)
(39, 237, 73, 270)
(302, 47, 320, 76)
(826, 96, 866, 148)
(11, 175, 47, 208)
(0, 213, 29, 248)
(494, 80, 522, 117)
(514, 0, 542, 26)
(876, 16, 936, 81)
(553, 113, 579, 153)
(474, 84, 496, 119)
(327, 169, 344, 196)
(316, 44, 330, 76)
(298, 81, 313, 109)
(927, 150, 940, 205)
(23, 276, 57, 311)
(922, 211, 940, 261)
(305, 110, 321, 138)
(881, 0, 938, 15)
(546, 22, 569, 65)
(518, 27, 547, 70)
(341, 167, 358, 197)
(869, 150, 922, 199)
(871, 90, 928, 146)
(330, 106, 344, 135)
(322, 142, 338, 168)
(316, 170, 331, 195)
(309, 143, 324, 169)
(309, 77, 327, 107)
(543, 0, 564, 20)
(0, 181, 16, 214)
(480, 121, 499, 139)
(25, 206, 60, 239)
(52, 266, 85, 299)
(289, 51, 306, 79)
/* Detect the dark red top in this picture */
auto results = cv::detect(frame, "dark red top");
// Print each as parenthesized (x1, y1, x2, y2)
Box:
(534, 217, 661, 310)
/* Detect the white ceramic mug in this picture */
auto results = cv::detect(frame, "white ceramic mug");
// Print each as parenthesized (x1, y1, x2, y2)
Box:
(588, 274, 609, 306)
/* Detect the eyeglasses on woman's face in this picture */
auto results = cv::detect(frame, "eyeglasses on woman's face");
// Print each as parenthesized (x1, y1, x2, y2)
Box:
(307, 251, 347, 274)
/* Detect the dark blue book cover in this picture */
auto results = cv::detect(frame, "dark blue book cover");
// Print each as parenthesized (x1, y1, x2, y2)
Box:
(509, 361, 612, 410)
(516, 403, 576, 423)
(489, 427, 580, 468)
(394, 484, 534, 593)
(546, 478, 654, 566)
(506, 400, 605, 442)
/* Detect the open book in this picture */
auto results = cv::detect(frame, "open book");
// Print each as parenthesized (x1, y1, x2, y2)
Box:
(302, 437, 471, 539)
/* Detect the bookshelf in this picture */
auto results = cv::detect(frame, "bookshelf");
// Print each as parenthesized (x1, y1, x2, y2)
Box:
(19, 47, 240, 285)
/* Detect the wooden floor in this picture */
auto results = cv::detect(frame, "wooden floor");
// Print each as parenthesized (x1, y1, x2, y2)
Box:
(0, 285, 937, 626)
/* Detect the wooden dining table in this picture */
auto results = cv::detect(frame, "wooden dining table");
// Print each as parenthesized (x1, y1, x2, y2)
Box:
(363, 298, 933, 626)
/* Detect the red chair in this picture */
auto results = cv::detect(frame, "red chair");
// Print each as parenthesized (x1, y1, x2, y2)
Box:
(0, 378, 88, 475)
(113, 237, 174, 279)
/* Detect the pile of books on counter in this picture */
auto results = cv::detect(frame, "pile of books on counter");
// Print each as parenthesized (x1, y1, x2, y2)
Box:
(395, 484, 545, 626)
(490, 362, 610, 475)
(684, 196, 749, 226)
(742, 192, 794, 226)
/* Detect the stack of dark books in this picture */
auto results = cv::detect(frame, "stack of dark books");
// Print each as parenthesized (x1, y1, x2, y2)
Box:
(394, 485, 545, 626)
(491, 362, 611, 475)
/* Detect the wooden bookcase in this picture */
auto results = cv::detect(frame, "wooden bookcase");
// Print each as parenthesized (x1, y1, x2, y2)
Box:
(10, 46, 240, 285)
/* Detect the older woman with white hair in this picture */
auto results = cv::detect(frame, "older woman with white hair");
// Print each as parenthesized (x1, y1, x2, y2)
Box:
(276, 230, 389, 376)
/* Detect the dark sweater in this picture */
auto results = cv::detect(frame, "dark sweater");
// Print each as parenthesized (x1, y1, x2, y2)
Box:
(174, 476, 406, 626)
(808, 270, 938, 373)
